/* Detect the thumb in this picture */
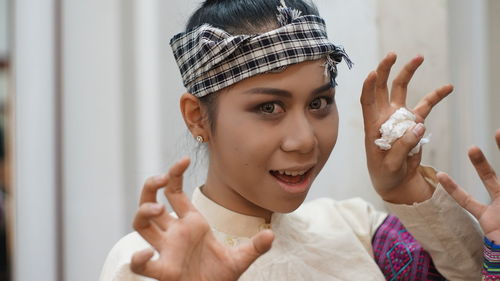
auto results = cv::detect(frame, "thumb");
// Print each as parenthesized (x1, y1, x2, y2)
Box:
(130, 248, 162, 279)
(233, 230, 274, 270)
(437, 172, 486, 220)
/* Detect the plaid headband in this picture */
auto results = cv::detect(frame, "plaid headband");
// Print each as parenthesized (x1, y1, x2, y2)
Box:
(170, 5, 351, 98)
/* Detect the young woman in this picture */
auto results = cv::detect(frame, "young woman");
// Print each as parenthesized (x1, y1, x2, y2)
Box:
(100, 0, 500, 280)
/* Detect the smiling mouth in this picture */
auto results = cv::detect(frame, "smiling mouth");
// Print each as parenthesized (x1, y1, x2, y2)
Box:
(269, 168, 313, 185)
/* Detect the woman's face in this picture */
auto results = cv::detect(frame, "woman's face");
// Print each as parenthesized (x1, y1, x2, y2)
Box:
(203, 59, 339, 219)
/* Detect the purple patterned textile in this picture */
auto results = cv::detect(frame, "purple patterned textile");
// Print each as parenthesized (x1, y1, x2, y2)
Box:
(483, 237, 500, 280)
(372, 215, 446, 281)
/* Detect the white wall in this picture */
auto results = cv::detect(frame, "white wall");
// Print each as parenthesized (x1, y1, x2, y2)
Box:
(0, 0, 8, 58)
(448, 0, 493, 203)
(62, 1, 126, 281)
(13, 0, 58, 280)
(486, 0, 500, 173)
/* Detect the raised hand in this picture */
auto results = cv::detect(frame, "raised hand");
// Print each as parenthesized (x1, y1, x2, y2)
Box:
(437, 130, 500, 243)
(130, 157, 274, 281)
(360, 53, 453, 204)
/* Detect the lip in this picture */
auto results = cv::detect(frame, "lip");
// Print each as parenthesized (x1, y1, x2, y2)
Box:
(271, 163, 316, 174)
(269, 165, 315, 194)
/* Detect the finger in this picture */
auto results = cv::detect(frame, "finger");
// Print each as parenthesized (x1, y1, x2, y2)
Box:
(406, 145, 423, 171)
(383, 123, 425, 172)
(496, 129, 500, 150)
(140, 174, 169, 205)
(468, 146, 500, 197)
(164, 157, 196, 218)
(133, 203, 166, 229)
(130, 249, 162, 280)
(133, 203, 169, 243)
(437, 172, 487, 219)
(413, 84, 453, 119)
(233, 230, 274, 271)
(375, 52, 397, 109)
(360, 71, 379, 139)
(390, 55, 424, 106)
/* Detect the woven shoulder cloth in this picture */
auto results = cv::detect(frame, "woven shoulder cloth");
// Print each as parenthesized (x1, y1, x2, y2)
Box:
(170, 14, 351, 98)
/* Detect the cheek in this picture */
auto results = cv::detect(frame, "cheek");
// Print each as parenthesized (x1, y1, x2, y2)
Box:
(211, 113, 283, 206)
(213, 113, 277, 172)
(317, 107, 339, 156)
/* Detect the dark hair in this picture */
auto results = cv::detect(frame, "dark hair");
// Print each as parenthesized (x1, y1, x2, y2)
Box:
(186, 0, 319, 34)
(186, 0, 320, 132)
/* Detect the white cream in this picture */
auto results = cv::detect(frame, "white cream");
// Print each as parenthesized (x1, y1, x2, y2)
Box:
(374, 108, 429, 156)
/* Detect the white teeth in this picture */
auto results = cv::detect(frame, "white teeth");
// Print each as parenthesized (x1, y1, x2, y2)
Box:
(275, 169, 307, 176)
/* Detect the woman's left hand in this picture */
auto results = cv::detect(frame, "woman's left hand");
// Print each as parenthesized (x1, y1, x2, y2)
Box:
(437, 130, 500, 243)
(360, 53, 453, 204)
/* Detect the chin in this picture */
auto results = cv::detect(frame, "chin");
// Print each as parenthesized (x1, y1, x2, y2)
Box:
(267, 192, 309, 214)
(266, 170, 317, 213)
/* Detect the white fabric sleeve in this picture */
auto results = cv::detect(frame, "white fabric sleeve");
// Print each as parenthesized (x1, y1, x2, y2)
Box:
(385, 165, 483, 281)
(99, 232, 156, 281)
(330, 197, 388, 245)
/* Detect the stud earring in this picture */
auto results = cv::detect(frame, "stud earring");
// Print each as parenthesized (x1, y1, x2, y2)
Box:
(196, 136, 204, 143)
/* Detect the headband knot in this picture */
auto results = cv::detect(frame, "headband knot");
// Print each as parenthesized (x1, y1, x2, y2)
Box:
(277, 0, 303, 26)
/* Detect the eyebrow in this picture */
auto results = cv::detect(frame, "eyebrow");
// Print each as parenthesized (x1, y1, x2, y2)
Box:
(242, 82, 332, 98)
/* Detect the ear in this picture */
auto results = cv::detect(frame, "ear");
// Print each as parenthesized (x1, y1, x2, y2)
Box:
(180, 93, 210, 141)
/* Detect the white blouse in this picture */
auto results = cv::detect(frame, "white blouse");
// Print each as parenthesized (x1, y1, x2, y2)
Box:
(99, 167, 483, 281)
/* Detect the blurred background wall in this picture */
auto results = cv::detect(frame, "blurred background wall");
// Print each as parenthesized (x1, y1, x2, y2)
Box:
(6, 0, 500, 280)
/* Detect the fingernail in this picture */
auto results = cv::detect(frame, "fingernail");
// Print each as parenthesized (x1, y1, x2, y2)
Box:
(412, 123, 425, 137)
(151, 204, 163, 212)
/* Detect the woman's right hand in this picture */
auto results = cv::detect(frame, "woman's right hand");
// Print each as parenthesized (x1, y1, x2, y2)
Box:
(130, 157, 274, 281)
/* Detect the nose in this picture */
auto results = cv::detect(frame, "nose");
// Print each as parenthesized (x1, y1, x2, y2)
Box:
(280, 113, 317, 154)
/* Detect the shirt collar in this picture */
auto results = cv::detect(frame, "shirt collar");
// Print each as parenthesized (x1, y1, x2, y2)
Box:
(192, 187, 271, 238)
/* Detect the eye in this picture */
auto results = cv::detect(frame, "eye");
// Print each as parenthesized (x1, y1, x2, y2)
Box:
(259, 102, 284, 114)
(309, 97, 332, 111)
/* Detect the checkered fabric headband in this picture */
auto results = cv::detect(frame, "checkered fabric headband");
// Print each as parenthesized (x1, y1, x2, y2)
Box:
(170, 3, 352, 98)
